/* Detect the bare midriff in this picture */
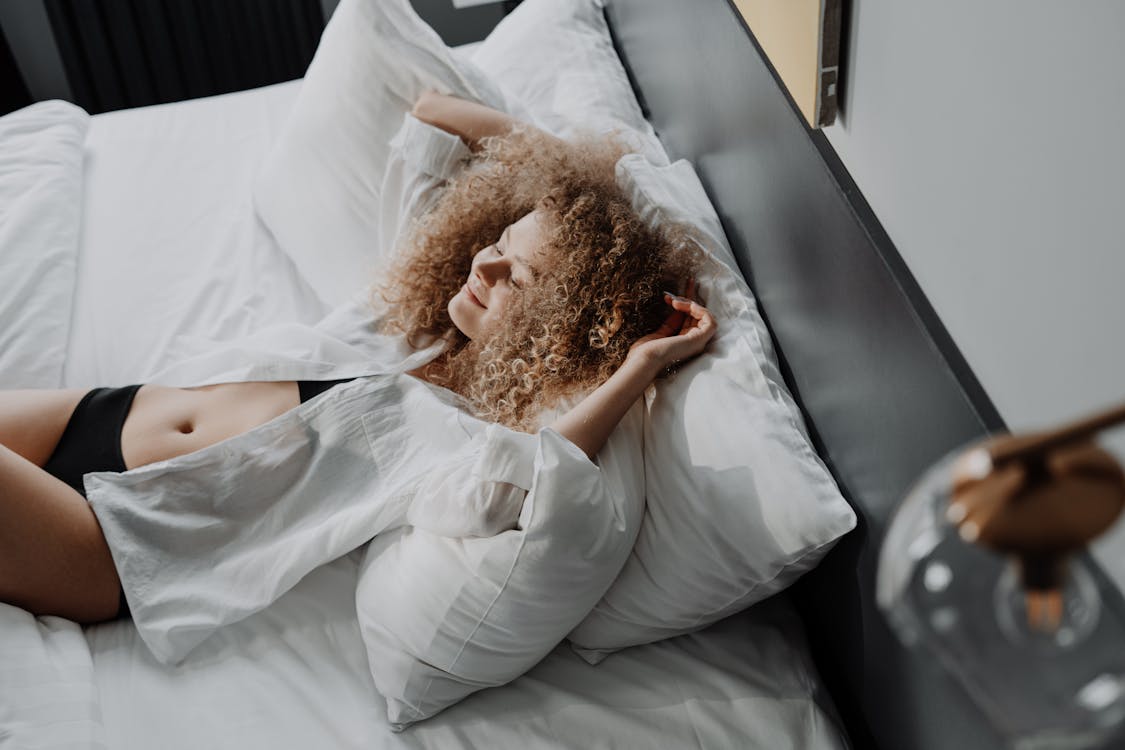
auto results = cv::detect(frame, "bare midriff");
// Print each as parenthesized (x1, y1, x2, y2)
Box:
(119, 381, 301, 470)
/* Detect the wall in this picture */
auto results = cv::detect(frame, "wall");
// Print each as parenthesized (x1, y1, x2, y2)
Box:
(822, 0, 1125, 585)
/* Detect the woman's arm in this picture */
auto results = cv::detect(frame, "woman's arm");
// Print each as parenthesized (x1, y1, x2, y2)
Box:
(411, 91, 564, 152)
(552, 289, 717, 460)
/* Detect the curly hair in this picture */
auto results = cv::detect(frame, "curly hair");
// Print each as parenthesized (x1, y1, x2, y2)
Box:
(376, 127, 699, 431)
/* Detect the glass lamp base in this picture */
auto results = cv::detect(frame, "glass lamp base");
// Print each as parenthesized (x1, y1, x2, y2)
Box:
(878, 450, 1125, 748)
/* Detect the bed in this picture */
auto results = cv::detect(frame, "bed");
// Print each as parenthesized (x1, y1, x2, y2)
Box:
(81, 74, 841, 750)
(1, 30, 849, 750)
(4, 0, 1117, 748)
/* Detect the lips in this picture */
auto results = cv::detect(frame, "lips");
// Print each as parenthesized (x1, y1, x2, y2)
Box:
(464, 283, 486, 309)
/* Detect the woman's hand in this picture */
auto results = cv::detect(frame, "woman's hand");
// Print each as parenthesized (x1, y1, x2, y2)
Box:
(626, 280, 718, 377)
(550, 281, 716, 461)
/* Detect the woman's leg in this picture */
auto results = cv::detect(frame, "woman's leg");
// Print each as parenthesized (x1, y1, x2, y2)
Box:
(0, 443, 121, 622)
(0, 389, 90, 467)
(0, 390, 121, 622)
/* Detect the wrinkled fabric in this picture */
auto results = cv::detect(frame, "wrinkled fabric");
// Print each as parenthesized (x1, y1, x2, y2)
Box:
(82, 115, 566, 665)
(0, 100, 87, 389)
(86, 374, 543, 665)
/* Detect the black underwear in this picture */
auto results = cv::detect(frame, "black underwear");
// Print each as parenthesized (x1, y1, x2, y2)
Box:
(46, 379, 359, 496)
(297, 378, 357, 403)
(44, 385, 142, 500)
(43, 384, 142, 621)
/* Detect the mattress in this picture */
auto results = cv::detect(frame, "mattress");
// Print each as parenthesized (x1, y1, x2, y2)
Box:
(1, 76, 846, 749)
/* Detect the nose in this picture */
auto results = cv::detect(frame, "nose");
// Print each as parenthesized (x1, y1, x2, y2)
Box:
(474, 248, 509, 285)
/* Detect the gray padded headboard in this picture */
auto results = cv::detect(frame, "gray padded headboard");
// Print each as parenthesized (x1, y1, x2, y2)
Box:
(602, 1, 1012, 747)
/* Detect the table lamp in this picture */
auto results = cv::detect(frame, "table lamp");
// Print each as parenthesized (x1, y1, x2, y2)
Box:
(878, 402, 1125, 749)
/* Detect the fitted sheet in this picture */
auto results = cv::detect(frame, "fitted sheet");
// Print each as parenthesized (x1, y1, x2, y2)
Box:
(62, 79, 848, 749)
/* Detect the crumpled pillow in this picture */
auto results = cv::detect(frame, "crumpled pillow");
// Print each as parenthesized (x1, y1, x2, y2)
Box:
(356, 402, 645, 731)
(567, 156, 858, 662)
(251, 0, 515, 308)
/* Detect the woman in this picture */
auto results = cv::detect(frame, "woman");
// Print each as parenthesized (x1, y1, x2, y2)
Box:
(0, 93, 716, 628)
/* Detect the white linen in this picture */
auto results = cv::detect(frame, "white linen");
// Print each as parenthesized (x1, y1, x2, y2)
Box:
(87, 368, 552, 665)
(67, 79, 327, 389)
(84, 552, 847, 750)
(0, 84, 321, 750)
(0, 606, 106, 749)
(0, 100, 87, 389)
(471, 0, 667, 165)
(357, 402, 644, 730)
(0, 102, 96, 744)
(252, 0, 515, 307)
(0, 16, 852, 750)
(80, 111, 507, 664)
(376, 113, 473, 275)
(569, 156, 857, 659)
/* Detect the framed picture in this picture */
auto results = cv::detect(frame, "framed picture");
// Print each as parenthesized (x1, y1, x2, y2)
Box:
(729, 0, 841, 128)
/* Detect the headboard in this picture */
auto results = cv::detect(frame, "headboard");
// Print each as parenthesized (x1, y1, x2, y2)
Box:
(602, 1, 1011, 747)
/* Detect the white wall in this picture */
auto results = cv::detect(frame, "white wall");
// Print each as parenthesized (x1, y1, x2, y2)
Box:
(822, 0, 1125, 586)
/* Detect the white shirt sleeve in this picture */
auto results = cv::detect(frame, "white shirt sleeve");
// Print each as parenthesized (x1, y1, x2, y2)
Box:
(406, 423, 539, 538)
(376, 113, 473, 267)
(392, 113, 473, 179)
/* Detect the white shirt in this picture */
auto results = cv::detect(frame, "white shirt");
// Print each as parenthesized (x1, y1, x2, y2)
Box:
(84, 115, 604, 665)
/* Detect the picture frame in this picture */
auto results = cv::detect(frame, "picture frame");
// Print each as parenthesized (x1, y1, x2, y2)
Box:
(729, 0, 841, 128)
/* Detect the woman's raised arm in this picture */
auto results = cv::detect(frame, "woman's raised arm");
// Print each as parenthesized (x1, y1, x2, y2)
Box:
(552, 289, 717, 461)
(410, 91, 563, 151)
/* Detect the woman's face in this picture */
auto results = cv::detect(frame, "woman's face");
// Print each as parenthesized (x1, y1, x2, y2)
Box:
(448, 210, 548, 340)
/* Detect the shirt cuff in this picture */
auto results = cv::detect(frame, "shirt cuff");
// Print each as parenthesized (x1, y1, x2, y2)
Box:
(389, 113, 473, 180)
(473, 424, 539, 491)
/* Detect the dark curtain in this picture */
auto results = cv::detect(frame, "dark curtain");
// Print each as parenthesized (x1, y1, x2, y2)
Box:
(44, 0, 324, 114)
(0, 28, 32, 116)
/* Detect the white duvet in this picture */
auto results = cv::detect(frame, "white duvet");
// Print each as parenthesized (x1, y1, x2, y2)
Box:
(0, 101, 86, 389)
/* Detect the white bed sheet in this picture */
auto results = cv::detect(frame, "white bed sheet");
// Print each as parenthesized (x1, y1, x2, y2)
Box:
(86, 552, 845, 750)
(65, 79, 327, 389)
(55, 77, 847, 749)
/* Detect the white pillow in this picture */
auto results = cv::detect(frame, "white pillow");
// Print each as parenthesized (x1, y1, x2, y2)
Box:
(567, 156, 858, 661)
(0, 101, 87, 388)
(254, 0, 664, 308)
(470, 0, 667, 165)
(356, 404, 645, 730)
(252, 0, 513, 307)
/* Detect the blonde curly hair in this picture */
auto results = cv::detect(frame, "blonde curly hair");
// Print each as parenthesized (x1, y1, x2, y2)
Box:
(377, 127, 699, 431)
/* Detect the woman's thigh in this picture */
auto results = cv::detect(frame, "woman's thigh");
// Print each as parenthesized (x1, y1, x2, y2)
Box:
(0, 442, 121, 623)
(0, 388, 89, 467)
